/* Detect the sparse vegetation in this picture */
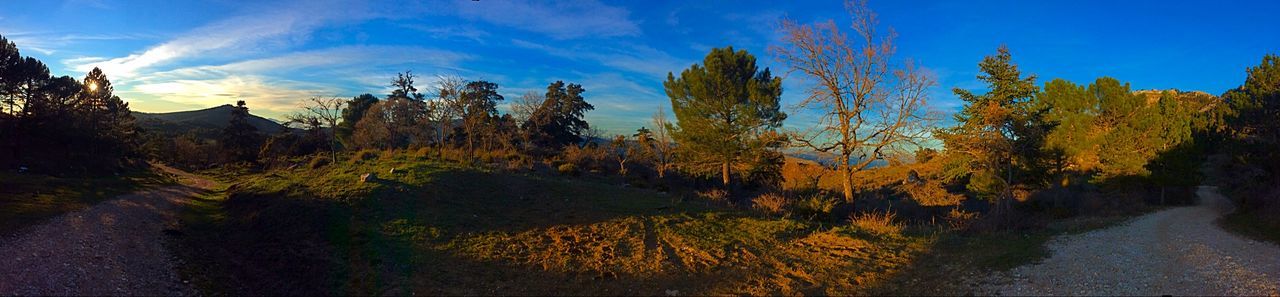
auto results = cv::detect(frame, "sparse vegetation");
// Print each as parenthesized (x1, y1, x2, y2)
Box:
(850, 210, 904, 237)
(751, 192, 789, 215)
(2, 1, 1277, 295)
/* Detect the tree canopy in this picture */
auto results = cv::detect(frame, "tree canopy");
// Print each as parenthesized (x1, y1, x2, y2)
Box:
(665, 46, 786, 186)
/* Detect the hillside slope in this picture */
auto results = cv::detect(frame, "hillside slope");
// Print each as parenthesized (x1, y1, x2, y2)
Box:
(133, 105, 286, 135)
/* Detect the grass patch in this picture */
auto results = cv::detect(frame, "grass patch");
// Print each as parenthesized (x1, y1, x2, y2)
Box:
(172, 151, 1148, 295)
(0, 169, 172, 236)
(174, 151, 960, 295)
(1220, 211, 1280, 245)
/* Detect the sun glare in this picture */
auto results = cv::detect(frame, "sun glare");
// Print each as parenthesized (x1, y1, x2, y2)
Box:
(88, 82, 99, 92)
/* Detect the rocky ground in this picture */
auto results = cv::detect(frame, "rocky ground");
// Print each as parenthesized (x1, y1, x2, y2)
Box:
(979, 186, 1280, 296)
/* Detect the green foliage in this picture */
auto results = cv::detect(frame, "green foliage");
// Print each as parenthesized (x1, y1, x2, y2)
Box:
(524, 81, 594, 150)
(665, 46, 786, 186)
(220, 100, 261, 163)
(937, 46, 1040, 201)
(458, 80, 505, 151)
(1225, 54, 1280, 144)
(336, 93, 379, 146)
(0, 35, 142, 174)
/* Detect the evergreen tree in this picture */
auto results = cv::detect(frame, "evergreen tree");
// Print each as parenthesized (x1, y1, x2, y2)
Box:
(385, 71, 426, 147)
(221, 100, 260, 162)
(524, 81, 594, 150)
(336, 93, 379, 147)
(665, 46, 786, 187)
(937, 46, 1039, 202)
(0, 36, 21, 116)
(458, 80, 503, 152)
(1225, 54, 1280, 145)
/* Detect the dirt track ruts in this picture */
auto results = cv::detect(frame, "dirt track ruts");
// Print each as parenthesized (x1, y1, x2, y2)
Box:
(980, 186, 1280, 296)
(0, 165, 208, 296)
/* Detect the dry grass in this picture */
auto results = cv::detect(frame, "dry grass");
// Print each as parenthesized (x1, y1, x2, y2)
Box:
(697, 189, 729, 202)
(945, 207, 979, 230)
(850, 210, 905, 237)
(176, 150, 974, 295)
(752, 192, 789, 214)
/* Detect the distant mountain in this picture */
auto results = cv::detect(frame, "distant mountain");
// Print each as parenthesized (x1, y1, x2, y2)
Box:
(133, 104, 288, 137)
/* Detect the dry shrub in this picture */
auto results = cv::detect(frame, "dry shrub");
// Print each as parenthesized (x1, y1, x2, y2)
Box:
(944, 207, 978, 230)
(439, 147, 469, 163)
(557, 163, 579, 176)
(413, 147, 433, 159)
(505, 154, 533, 171)
(900, 180, 964, 207)
(849, 210, 904, 236)
(697, 189, 728, 202)
(351, 149, 380, 164)
(793, 194, 838, 219)
(752, 193, 789, 215)
(308, 156, 331, 169)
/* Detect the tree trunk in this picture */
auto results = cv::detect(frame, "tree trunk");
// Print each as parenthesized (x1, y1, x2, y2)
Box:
(721, 162, 731, 186)
(840, 163, 854, 203)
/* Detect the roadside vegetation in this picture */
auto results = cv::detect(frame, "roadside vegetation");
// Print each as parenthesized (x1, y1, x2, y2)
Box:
(2, 0, 1277, 295)
(0, 169, 171, 236)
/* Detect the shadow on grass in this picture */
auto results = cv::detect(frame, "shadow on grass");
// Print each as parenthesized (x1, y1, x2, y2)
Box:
(173, 168, 731, 295)
(0, 169, 173, 236)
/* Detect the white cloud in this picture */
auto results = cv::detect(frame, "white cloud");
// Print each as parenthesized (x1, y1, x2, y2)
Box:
(444, 0, 640, 39)
(401, 24, 489, 42)
(132, 75, 342, 115)
(68, 0, 389, 79)
(511, 39, 689, 78)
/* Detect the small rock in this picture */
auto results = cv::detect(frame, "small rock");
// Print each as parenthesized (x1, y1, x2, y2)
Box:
(665, 289, 680, 296)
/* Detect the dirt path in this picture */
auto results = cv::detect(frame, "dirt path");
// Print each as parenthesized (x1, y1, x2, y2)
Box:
(0, 164, 211, 296)
(980, 186, 1280, 296)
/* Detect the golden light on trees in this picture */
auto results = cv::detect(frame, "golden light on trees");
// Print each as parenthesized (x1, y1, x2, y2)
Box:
(88, 82, 99, 92)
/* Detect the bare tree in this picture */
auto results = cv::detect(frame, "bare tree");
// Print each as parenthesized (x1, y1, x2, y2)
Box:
(651, 108, 676, 178)
(290, 96, 345, 161)
(512, 91, 544, 124)
(771, 0, 937, 202)
(428, 75, 466, 149)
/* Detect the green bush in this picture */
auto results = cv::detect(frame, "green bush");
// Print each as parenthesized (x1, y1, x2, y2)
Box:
(794, 194, 837, 219)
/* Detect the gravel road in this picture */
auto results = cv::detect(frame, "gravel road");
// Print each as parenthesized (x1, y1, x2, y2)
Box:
(0, 165, 207, 296)
(981, 186, 1280, 296)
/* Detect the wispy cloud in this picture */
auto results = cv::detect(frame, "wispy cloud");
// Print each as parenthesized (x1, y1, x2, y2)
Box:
(6, 32, 156, 55)
(401, 24, 489, 42)
(511, 39, 689, 78)
(68, 0, 389, 79)
(444, 0, 640, 39)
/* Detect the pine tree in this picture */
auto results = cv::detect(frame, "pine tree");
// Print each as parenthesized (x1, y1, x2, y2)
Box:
(937, 46, 1039, 203)
(524, 81, 594, 150)
(665, 46, 786, 187)
(221, 100, 259, 163)
(336, 93, 378, 147)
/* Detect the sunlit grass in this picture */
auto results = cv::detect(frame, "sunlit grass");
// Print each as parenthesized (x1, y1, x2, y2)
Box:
(171, 150, 1121, 295)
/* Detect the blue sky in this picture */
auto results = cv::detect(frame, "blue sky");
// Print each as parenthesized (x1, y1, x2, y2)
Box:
(2, 0, 1277, 135)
